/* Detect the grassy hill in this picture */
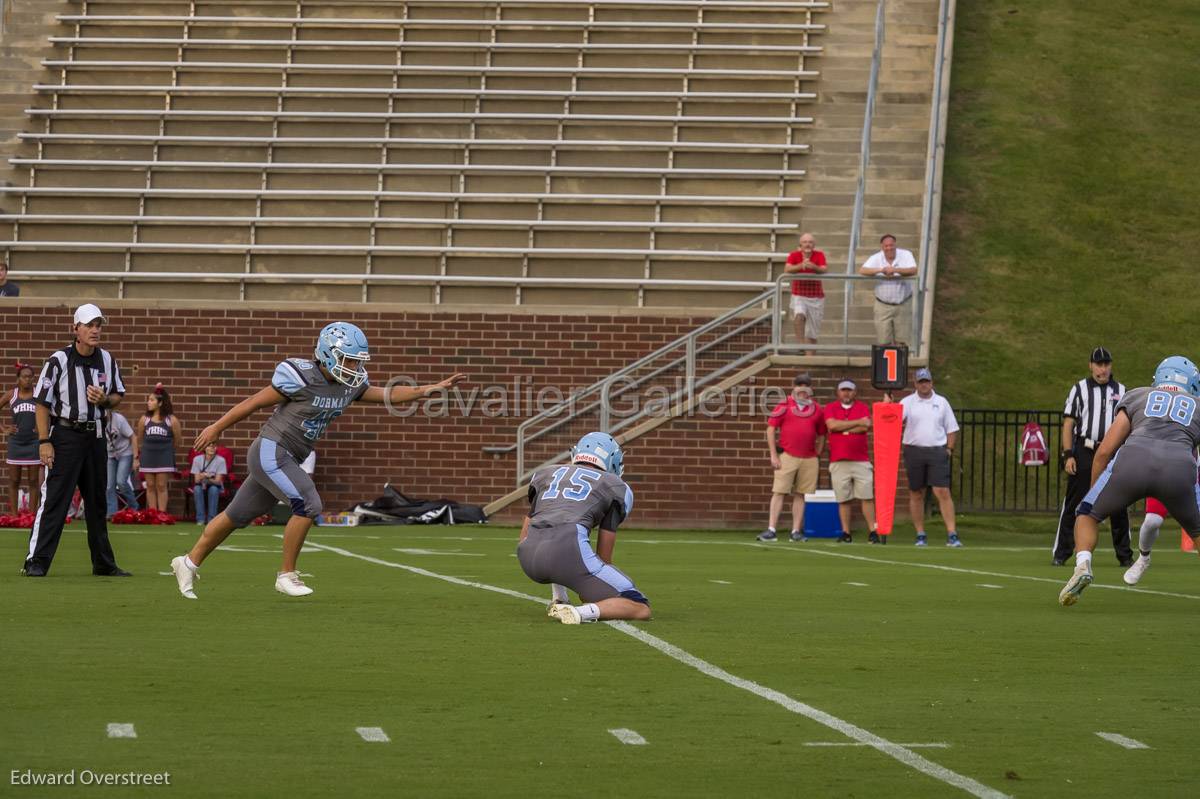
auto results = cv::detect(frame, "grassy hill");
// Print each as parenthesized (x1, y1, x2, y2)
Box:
(932, 0, 1200, 408)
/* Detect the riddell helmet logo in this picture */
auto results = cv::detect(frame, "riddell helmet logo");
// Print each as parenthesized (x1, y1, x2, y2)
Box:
(575, 453, 605, 469)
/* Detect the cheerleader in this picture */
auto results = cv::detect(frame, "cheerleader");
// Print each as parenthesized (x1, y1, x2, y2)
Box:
(3, 363, 42, 514)
(136, 383, 183, 512)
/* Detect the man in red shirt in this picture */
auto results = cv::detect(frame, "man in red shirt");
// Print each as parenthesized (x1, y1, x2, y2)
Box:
(824, 379, 879, 544)
(759, 373, 826, 541)
(784, 232, 828, 350)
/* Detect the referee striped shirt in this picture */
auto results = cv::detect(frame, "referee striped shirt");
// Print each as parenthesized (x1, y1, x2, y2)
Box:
(34, 345, 126, 438)
(1063, 376, 1126, 446)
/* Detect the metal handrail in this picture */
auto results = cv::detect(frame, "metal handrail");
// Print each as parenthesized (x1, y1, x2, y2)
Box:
(496, 271, 921, 484)
(482, 307, 769, 456)
(915, 0, 955, 361)
(842, 0, 886, 348)
(504, 288, 777, 479)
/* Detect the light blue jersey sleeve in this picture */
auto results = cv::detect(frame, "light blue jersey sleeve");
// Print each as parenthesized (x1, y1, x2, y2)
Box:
(271, 360, 307, 398)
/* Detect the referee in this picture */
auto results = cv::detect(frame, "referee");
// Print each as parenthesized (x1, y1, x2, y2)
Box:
(1053, 346, 1132, 567)
(21, 304, 131, 577)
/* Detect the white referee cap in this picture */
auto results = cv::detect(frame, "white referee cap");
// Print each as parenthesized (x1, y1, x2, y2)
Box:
(73, 303, 106, 325)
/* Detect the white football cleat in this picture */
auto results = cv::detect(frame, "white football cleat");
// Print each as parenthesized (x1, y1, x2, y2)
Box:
(170, 555, 197, 600)
(548, 603, 583, 625)
(275, 571, 314, 597)
(1058, 564, 1093, 606)
(546, 600, 569, 618)
(1123, 555, 1150, 586)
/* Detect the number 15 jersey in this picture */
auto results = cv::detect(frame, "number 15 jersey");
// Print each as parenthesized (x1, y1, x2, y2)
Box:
(527, 463, 634, 532)
(1118, 386, 1200, 451)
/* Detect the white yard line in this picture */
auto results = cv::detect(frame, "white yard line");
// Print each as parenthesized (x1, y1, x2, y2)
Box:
(306, 540, 1009, 799)
(1095, 732, 1150, 750)
(609, 728, 648, 745)
(392, 548, 485, 557)
(761, 544, 1200, 601)
(976, 584, 1004, 589)
(844, 582, 870, 587)
(805, 741, 949, 748)
(355, 727, 390, 743)
(106, 723, 137, 739)
(710, 579, 732, 585)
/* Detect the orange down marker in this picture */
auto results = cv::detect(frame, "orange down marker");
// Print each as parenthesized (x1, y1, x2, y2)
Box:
(872, 402, 904, 537)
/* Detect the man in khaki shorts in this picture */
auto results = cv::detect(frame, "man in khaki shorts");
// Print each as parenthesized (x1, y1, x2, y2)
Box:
(758, 373, 826, 541)
(823, 379, 879, 544)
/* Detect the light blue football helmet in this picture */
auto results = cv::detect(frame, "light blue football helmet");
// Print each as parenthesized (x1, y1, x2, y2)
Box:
(1152, 355, 1200, 397)
(571, 431, 624, 476)
(314, 322, 370, 388)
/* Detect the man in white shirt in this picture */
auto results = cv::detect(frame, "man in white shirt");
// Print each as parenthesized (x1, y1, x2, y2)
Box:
(899, 367, 962, 547)
(858, 234, 918, 345)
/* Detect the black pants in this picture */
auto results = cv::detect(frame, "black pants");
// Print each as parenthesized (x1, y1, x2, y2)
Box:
(1054, 444, 1132, 563)
(24, 426, 119, 574)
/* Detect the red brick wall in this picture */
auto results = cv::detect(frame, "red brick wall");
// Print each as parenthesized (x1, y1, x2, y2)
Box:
(1, 303, 891, 528)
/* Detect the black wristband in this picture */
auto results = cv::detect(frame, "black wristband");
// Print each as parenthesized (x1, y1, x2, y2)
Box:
(39, 438, 51, 445)
(1061, 450, 1073, 460)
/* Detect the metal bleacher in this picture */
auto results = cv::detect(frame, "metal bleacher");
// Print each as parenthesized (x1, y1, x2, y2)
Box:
(1, 0, 829, 307)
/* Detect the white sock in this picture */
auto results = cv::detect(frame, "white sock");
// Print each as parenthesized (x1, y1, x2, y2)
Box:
(184, 556, 199, 571)
(1138, 513, 1163, 556)
(551, 583, 570, 604)
(577, 603, 601, 623)
(767, 527, 776, 534)
(1076, 550, 1093, 570)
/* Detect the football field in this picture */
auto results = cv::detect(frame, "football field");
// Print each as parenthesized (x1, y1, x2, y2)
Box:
(3, 520, 1199, 798)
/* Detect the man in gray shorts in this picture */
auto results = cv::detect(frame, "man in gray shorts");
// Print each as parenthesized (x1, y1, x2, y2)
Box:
(1060, 355, 1200, 606)
(518, 431, 650, 625)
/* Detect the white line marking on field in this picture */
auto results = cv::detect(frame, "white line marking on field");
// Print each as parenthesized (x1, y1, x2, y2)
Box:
(355, 727, 390, 743)
(106, 723, 136, 739)
(609, 728, 647, 745)
(218, 544, 322, 554)
(844, 581, 870, 587)
(760, 544, 1200, 601)
(1095, 732, 1149, 750)
(307, 539, 1009, 799)
(392, 548, 485, 557)
(805, 741, 949, 748)
(710, 579, 732, 585)
(976, 584, 1004, 589)
(157, 571, 173, 576)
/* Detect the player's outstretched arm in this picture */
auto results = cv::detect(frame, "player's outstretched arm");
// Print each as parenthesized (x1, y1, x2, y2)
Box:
(1089, 411, 1131, 486)
(193, 385, 286, 450)
(357, 373, 467, 404)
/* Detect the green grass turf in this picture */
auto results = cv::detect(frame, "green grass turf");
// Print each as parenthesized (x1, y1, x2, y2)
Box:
(2, 518, 1199, 797)
(934, 0, 1200, 408)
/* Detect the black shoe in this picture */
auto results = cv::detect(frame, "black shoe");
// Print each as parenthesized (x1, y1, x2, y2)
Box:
(21, 563, 46, 577)
(868, 531, 880, 544)
(1118, 558, 1134, 568)
(94, 567, 133, 577)
(879, 535, 887, 545)
(838, 532, 853, 543)
(1052, 558, 1066, 566)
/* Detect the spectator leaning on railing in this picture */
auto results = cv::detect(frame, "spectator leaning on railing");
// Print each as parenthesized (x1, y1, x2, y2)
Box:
(784, 232, 827, 350)
(858, 234, 917, 346)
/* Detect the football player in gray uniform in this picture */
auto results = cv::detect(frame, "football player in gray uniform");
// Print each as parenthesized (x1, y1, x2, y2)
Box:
(1060, 355, 1200, 606)
(171, 322, 464, 599)
(518, 432, 651, 624)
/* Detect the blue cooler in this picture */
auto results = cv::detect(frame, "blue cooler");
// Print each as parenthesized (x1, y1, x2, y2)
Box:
(802, 490, 843, 537)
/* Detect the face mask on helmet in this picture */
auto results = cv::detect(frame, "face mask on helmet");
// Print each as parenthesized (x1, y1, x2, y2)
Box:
(316, 323, 371, 389)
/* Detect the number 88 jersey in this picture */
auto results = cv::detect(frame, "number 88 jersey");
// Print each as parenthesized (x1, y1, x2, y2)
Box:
(1119, 386, 1200, 450)
(527, 463, 635, 532)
